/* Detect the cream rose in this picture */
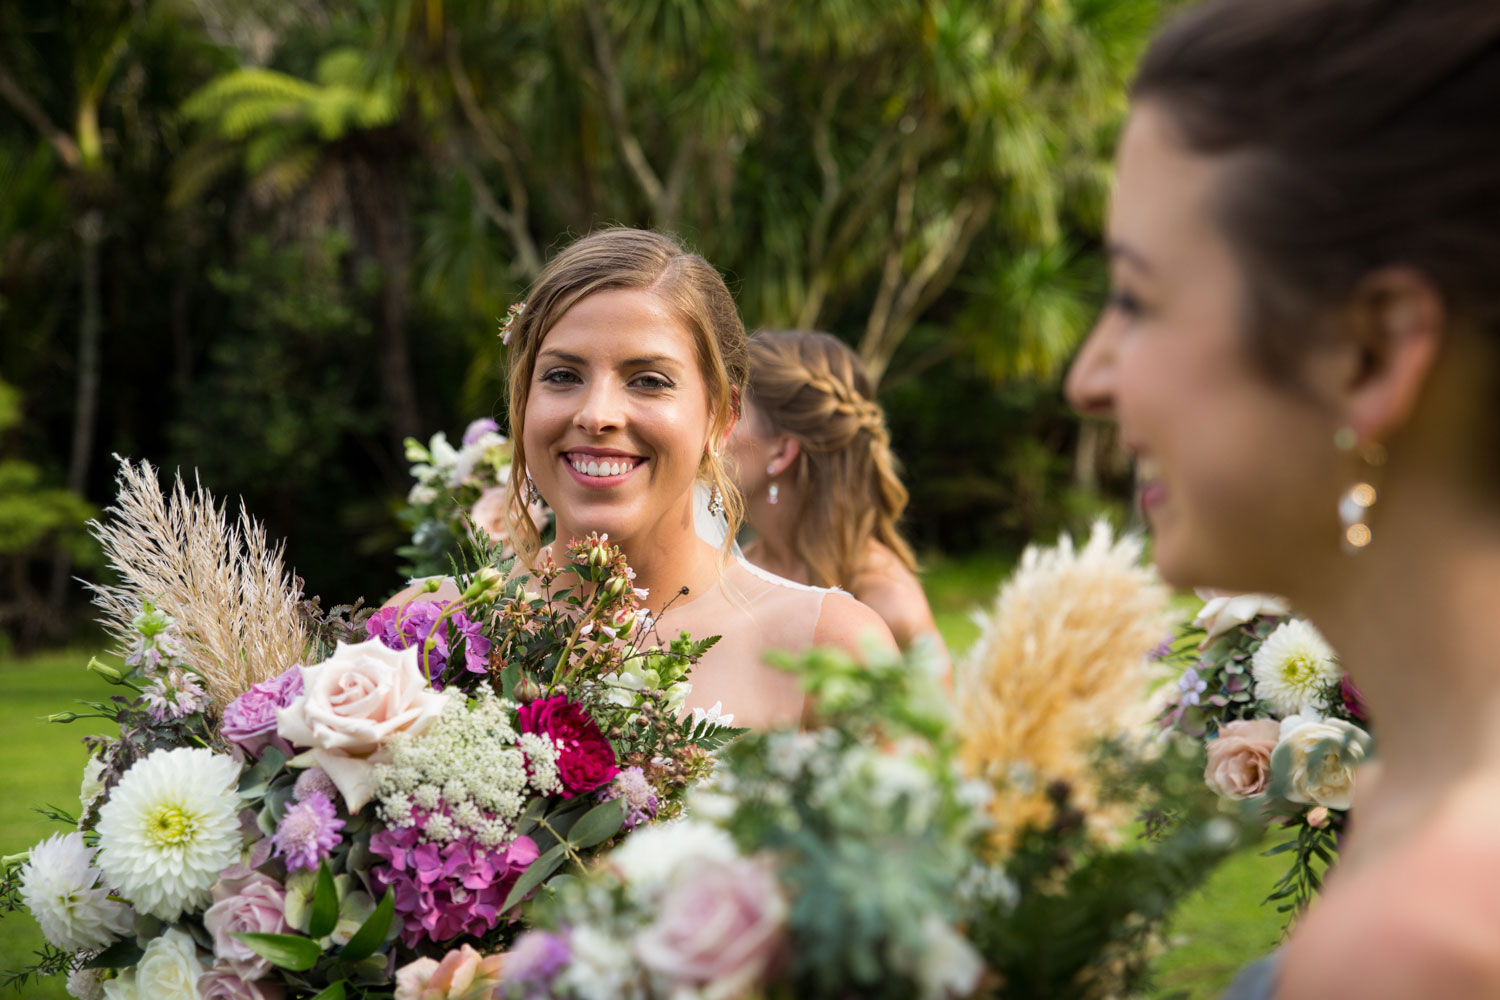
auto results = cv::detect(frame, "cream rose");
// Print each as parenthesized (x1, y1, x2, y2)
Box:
(1274, 713, 1372, 810)
(1193, 591, 1291, 645)
(1204, 719, 1283, 799)
(634, 855, 787, 998)
(100, 970, 138, 1000)
(276, 639, 448, 811)
(135, 928, 208, 1000)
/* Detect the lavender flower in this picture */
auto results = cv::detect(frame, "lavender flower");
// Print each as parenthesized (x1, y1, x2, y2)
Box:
(141, 668, 212, 722)
(503, 929, 571, 994)
(271, 791, 344, 872)
(462, 417, 501, 446)
(1176, 667, 1208, 707)
(293, 766, 339, 803)
(221, 665, 305, 751)
(601, 766, 659, 830)
(365, 601, 492, 688)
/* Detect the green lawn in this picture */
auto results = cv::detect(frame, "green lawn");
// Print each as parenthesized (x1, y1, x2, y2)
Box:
(0, 556, 1281, 997)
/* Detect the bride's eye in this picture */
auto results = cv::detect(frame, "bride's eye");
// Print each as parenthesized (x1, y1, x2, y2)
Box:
(631, 373, 675, 390)
(539, 368, 580, 385)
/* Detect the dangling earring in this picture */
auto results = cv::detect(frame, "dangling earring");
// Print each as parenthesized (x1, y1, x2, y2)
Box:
(1334, 427, 1384, 553)
(766, 463, 779, 505)
(707, 484, 725, 517)
(525, 475, 543, 507)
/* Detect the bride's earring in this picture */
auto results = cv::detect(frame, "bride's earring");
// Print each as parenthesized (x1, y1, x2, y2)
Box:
(1335, 427, 1384, 553)
(525, 475, 543, 507)
(707, 484, 725, 517)
(767, 465, 779, 505)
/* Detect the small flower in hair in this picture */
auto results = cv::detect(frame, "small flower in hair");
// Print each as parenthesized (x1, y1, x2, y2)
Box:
(499, 301, 526, 345)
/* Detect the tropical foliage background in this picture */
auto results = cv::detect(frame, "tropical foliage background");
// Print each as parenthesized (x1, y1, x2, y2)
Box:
(0, 0, 1166, 645)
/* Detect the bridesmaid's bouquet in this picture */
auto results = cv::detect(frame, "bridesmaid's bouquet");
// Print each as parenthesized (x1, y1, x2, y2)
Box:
(1154, 592, 1374, 918)
(398, 419, 549, 578)
(3, 460, 734, 999)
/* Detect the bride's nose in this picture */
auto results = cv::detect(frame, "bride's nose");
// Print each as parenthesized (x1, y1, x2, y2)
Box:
(574, 380, 626, 435)
(1064, 316, 1119, 418)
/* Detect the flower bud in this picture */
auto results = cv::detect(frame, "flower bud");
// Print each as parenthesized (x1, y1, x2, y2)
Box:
(86, 658, 125, 684)
(604, 576, 628, 601)
(46, 712, 80, 724)
(463, 566, 504, 600)
(514, 677, 545, 703)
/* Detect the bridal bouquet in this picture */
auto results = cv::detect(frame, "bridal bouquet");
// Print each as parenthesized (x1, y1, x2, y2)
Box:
(4, 460, 734, 999)
(399, 419, 548, 579)
(498, 524, 1251, 1000)
(1155, 593, 1374, 917)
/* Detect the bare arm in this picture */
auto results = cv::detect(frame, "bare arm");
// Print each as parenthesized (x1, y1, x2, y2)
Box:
(812, 591, 898, 657)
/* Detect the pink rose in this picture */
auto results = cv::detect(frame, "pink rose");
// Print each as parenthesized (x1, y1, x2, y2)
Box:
(395, 945, 505, 1000)
(1204, 719, 1283, 799)
(276, 639, 449, 811)
(203, 868, 289, 979)
(222, 667, 304, 755)
(634, 855, 787, 997)
(199, 971, 286, 1000)
(517, 696, 618, 797)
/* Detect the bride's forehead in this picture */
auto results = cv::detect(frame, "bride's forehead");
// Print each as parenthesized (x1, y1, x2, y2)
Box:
(541, 291, 698, 364)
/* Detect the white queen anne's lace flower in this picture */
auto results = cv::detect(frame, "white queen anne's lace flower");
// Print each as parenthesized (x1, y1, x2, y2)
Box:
(20, 832, 134, 951)
(1251, 619, 1341, 716)
(95, 747, 243, 921)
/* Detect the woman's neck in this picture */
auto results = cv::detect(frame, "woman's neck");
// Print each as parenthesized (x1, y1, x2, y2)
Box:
(742, 492, 812, 584)
(549, 503, 722, 617)
(1295, 482, 1500, 853)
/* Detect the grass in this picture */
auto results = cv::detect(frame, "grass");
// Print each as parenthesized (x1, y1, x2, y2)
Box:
(0, 553, 1282, 997)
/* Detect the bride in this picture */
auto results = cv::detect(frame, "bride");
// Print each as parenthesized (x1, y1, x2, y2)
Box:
(397, 228, 895, 730)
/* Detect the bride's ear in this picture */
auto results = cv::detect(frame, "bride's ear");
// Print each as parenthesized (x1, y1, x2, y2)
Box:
(1331, 267, 1445, 442)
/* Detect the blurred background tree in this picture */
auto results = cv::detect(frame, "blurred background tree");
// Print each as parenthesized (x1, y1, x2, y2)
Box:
(0, 0, 1154, 646)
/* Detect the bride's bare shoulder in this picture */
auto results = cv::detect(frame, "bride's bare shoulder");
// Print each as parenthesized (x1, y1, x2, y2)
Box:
(813, 590, 897, 657)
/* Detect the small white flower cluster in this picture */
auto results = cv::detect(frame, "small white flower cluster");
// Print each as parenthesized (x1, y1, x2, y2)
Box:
(405, 427, 510, 504)
(373, 689, 560, 847)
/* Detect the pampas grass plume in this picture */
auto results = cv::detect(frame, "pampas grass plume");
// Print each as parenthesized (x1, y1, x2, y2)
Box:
(956, 520, 1170, 852)
(87, 457, 308, 707)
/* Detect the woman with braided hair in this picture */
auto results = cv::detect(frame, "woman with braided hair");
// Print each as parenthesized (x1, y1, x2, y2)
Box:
(727, 330, 945, 658)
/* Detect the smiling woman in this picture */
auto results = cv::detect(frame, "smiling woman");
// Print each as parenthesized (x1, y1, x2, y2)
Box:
(488, 228, 895, 729)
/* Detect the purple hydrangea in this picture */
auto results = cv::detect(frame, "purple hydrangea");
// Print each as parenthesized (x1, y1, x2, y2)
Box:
(271, 791, 344, 872)
(364, 601, 492, 689)
(222, 666, 305, 752)
(1176, 667, 1208, 707)
(599, 766, 659, 831)
(369, 810, 537, 947)
(462, 417, 500, 446)
(502, 930, 571, 995)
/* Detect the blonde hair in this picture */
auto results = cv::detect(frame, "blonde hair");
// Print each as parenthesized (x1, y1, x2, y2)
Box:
(503, 228, 747, 563)
(746, 330, 917, 588)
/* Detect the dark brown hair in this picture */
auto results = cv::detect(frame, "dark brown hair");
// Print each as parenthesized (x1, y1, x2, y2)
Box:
(745, 330, 917, 589)
(503, 228, 748, 560)
(1133, 0, 1500, 377)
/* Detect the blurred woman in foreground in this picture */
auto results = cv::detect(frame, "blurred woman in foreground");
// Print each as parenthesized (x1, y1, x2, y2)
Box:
(1066, 0, 1500, 995)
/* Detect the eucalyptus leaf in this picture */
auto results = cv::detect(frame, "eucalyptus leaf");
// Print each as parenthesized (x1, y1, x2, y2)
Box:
(501, 842, 569, 913)
(567, 798, 624, 849)
(232, 932, 323, 971)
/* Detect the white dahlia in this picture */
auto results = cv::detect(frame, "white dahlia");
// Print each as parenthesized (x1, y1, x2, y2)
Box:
(1251, 619, 1341, 716)
(95, 747, 243, 921)
(19, 832, 134, 951)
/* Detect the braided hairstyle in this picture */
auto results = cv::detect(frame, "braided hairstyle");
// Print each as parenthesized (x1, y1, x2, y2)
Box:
(746, 330, 917, 589)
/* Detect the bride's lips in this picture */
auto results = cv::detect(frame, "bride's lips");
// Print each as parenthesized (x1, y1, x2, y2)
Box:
(559, 448, 647, 489)
(1133, 452, 1167, 513)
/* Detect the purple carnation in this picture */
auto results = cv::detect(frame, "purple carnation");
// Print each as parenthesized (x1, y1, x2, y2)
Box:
(365, 601, 492, 689)
(462, 417, 501, 446)
(503, 930, 571, 993)
(222, 666, 305, 753)
(370, 811, 538, 947)
(271, 791, 344, 872)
